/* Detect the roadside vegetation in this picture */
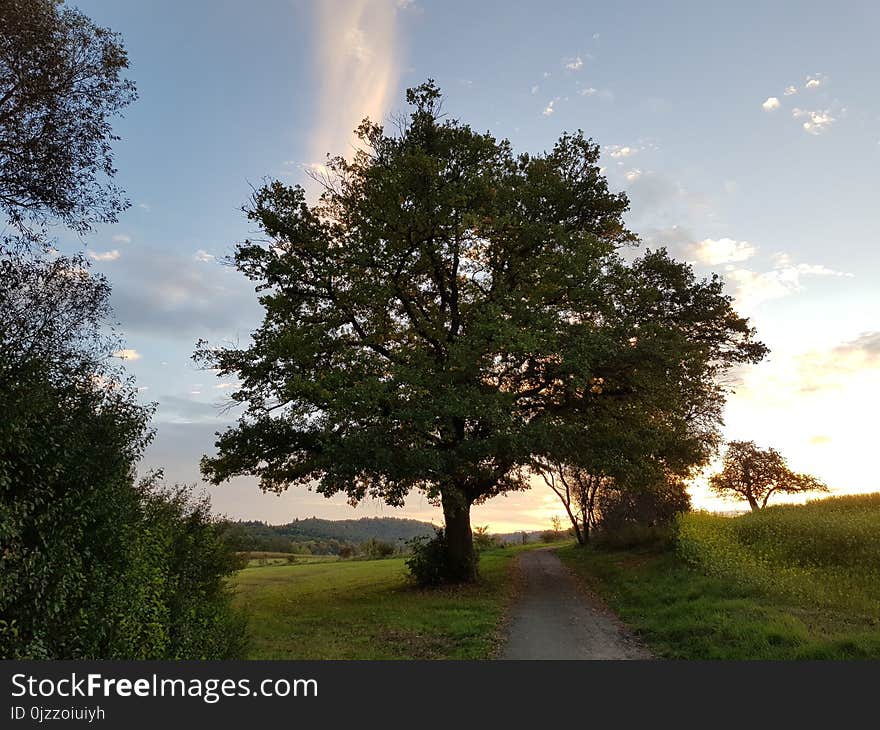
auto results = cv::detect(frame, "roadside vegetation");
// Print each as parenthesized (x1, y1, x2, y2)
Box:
(559, 493, 880, 659)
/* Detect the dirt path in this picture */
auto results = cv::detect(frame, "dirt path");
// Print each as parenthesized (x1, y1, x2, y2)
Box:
(498, 548, 652, 660)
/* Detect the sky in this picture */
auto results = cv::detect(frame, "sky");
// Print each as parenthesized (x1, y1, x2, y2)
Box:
(61, 0, 880, 531)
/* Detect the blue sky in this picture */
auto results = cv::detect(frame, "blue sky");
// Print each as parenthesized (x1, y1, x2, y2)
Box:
(64, 0, 880, 530)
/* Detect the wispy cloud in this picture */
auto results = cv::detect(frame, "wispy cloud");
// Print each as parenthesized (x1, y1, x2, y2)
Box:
(310, 1, 403, 169)
(564, 56, 583, 70)
(542, 99, 556, 116)
(194, 249, 216, 263)
(726, 256, 852, 311)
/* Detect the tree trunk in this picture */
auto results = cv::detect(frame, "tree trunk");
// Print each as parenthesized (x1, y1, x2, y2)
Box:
(441, 489, 477, 583)
(746, 494, 760, 511)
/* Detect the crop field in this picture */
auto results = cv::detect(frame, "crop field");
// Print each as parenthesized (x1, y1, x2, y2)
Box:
(676, 493, 880, 614)
(559, 493, 880, 659)
(231, 545, 538, 659)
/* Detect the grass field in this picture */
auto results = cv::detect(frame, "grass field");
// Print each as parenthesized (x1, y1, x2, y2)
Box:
(558, 493, 880, 659)
(232, 544, 539, 659)
(239, 552, 342, 568)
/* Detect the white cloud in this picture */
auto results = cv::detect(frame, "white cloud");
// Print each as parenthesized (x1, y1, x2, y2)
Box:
(624, 169, 642, 182)
(542, 100, 555, 116)
(578, 87, 598, 96)
(214, 382, 240, 390)
(112, 234, 131, 244)
(194, 249, 216, 263)
(137, 202, 151, 212)
(784, 85, 798, 96)
(726, 256, 853, 310)
(690, 237, 756, 265)
(606, 144, 636, 158)
(113, 348, 141, 361)
(762, 96, 781, 111)
(804, 74, 826, 89)
(88, 249, 120, 262)
(530, 84, 539, 95)
(792, 107, 835, 135)
(565, 56, 583, 70)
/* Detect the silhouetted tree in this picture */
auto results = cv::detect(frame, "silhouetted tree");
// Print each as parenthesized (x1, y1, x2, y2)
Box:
(197, 82, 766, 582)
(709, 440, 829, 511)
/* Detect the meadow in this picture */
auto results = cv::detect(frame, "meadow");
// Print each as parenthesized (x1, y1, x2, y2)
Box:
(231, 544, 538, 659)
(559, 493, 880, 659)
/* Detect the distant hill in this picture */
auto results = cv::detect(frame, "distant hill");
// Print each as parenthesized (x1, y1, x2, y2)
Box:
(222, 516, 438, 555)
(268, 516, 438, 543)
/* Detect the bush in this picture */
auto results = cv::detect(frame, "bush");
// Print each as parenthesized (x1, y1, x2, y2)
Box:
(596, 477, 691, 537)
(473, 525, 500, 552)
(363, 538, 396, 559)
(405, 529, 453, 587)
(0, 354, 246, 658)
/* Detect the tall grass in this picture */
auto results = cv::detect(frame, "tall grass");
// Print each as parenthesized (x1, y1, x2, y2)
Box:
(675, 493, 880, 616)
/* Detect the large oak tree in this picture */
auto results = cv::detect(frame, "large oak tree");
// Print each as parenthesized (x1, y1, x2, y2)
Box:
(198, 82, 766, 581)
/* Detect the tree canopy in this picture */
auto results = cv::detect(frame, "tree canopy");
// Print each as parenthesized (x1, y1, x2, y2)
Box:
(0, 0, 136, 246)
(709, 440, 829, 511)
(198, 81, 767, 581)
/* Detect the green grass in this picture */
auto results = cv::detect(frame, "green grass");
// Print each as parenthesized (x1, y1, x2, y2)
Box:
(232, 545, 536, 659)
(557, 493, 880, 659)
(240, 551, 342, 568)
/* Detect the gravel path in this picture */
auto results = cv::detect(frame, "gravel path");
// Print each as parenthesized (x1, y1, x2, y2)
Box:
(498, 549, 652, 660)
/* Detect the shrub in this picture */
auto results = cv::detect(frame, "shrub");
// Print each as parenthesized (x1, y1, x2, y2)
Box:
(363, 538, 396, 559)
(406, 529, 454, 587)
(473, 525, 500, 552)
(596, 477, 691, 536)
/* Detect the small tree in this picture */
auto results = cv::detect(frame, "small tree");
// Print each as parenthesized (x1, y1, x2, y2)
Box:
(537, 463, 608, 545)
(709, 440, 829, 511)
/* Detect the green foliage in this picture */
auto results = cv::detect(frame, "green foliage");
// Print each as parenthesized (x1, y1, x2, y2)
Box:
(363, 538, 396, 559)
(0, 0, 137, 246)
(219, 516, 435, 554)
(0, 255, 244, 659)
(473, 525, 501, 552)
(558, 543, 880, 660)
(596, 475, 691, 534)
(405, 529, 455, 587)
(675, 494, 880, 614)
(197, 81, 765, 581)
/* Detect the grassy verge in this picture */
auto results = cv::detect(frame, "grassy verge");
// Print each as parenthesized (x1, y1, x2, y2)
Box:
(557, 542, 880, 659)
(232, 544, 537, 659)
